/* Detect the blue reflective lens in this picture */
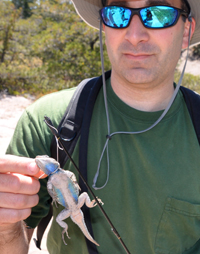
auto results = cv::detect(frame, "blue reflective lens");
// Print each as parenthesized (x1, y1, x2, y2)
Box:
(100, 5, 187, 29)
(101, 6, 132, 28)
(140, 6, 178, 28)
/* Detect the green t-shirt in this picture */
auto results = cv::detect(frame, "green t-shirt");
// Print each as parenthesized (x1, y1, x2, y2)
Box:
(7, 78, 200, 254)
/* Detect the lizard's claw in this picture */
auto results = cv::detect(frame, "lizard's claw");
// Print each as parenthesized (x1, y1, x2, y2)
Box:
(93, 197, 104, 206)
(53, 200, 58, 208)
(62, 229, 71, 245)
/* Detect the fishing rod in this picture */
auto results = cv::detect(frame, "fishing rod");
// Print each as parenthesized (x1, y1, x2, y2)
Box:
(44, 116, 131, 254)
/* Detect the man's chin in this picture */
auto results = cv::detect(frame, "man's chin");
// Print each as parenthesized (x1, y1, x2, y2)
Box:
(120, 68, 155, 84)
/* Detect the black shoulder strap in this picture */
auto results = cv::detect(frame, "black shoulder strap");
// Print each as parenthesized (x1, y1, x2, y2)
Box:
(78, 70, 111, 253)
(51, 76, 98, 168)
(180, 86, 200, 145)
(34, 70, 111, 251)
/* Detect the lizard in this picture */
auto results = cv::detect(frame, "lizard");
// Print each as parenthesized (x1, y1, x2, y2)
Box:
(35, 155, 103, 246)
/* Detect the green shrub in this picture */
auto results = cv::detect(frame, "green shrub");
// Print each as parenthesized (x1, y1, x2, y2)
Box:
(174, 71, 200, 94)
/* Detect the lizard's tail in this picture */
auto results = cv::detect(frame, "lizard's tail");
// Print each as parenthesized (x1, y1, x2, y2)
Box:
(71, 210, 99, 246)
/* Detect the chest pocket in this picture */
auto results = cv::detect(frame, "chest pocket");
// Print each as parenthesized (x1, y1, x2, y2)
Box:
(155, 197, 200, 254)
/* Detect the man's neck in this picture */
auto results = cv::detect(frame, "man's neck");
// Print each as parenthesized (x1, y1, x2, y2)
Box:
(110, 74, 175, 112)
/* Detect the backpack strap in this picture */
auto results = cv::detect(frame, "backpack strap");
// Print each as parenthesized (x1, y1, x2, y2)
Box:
(78, 70, 111, 253)
(33, 203, 53, 250)
(180, 86, 200, 145)
(51, 76, 99, 168)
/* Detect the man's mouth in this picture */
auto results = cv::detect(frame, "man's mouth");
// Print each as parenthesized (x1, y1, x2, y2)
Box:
(123, 53, 152, 60)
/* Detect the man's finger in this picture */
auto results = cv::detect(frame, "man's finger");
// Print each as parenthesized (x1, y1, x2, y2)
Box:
(0, 208, 32, 224)
(0, 173, 40, 194)
(0, 155, 39, 176)
(0, 192, 39, 209)
(0, 155, 47, 179)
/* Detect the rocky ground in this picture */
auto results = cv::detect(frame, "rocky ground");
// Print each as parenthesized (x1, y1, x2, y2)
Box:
(0, 55, 200, 253)
(0, 94, 34, 155)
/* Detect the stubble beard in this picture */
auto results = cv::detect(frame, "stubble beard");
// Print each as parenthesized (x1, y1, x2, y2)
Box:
(108, 41, 177, 89)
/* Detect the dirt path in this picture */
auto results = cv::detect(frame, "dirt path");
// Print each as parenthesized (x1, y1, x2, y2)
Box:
(178, 50, 200, 76)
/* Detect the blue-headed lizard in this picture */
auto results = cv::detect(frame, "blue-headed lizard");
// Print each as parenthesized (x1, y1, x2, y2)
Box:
(35, 155, 103, 246)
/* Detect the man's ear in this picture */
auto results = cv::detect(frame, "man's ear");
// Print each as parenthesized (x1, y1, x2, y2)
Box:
(102, 23, 106, 32)
(182, 17, 196, 49)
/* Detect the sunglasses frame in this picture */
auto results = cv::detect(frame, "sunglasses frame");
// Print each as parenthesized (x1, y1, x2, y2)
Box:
(99, 5, 189, 29)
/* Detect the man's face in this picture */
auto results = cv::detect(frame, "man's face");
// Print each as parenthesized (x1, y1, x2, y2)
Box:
(104, 0, 191, 88)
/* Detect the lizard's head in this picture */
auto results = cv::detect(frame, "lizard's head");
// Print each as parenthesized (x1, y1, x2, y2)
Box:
(35, 155, 60, 176)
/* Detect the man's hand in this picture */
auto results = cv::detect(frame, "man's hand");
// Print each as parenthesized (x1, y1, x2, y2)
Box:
(0, 155, 45, 225)
(0, 154, 47, 253)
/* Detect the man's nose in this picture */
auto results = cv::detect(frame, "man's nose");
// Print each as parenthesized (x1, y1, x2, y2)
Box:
(124, 14, 150, 45)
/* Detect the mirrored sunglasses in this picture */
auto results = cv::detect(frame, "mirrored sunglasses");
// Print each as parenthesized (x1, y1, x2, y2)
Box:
(99, 5, 188, 29)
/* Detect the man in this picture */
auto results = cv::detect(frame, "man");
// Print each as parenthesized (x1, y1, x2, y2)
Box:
(0, 0, 200, 253)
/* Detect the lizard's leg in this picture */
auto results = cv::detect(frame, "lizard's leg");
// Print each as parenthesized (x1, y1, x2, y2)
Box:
(56, 209, 71, 245)
(78, 192, 104, 209)
(52, 188, 59, 208)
